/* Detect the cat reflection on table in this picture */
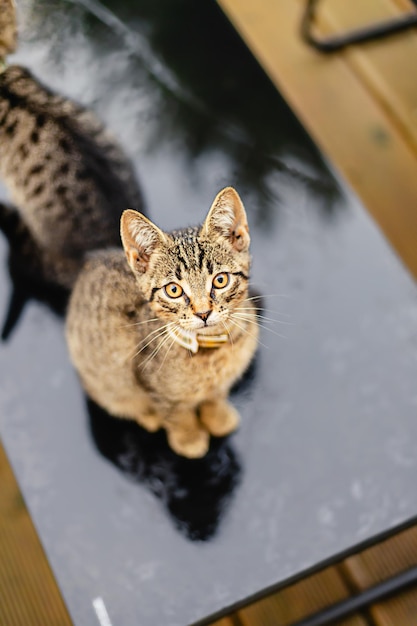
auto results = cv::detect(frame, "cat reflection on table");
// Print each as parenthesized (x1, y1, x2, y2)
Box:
(88, 397, 243, 541)
(0, 65, 259, 459)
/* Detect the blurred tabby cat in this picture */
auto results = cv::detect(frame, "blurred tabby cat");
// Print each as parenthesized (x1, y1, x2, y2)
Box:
(0, 65, 258, 458)
(0, 65, 144, 289)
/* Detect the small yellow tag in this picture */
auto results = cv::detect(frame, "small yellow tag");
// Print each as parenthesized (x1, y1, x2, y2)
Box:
(196, 334, 228, 349)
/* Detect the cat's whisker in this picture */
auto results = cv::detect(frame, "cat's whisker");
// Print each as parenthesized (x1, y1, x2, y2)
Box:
(233, 311, 286, 327)
(148, 326, 180, 366)
(221, 319, 234, 348)
(141, 343, 166, 370)
(242, 293, 291, 302)
(130, 322, 175, 361)
(157, 333, 180, 372)
(140, 329, 175, 370)
(130, 328, 168, 360)
(139, 321, 176, 343)
(130, 335, 162, 362)
(229, 316, 268, 350)
(240, 295, 292, 314)
(237, 303, 290, 313)
(235, 308, 293, 324)
(231, 313, 287, 340)
(119, 317, 160, 329)
(259, 317, 293, 326)
(233, 306, 293, 326)
(235, 306, 270, 311)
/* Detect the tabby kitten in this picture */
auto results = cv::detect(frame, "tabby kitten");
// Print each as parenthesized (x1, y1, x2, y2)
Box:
(66, 188, 259, 458)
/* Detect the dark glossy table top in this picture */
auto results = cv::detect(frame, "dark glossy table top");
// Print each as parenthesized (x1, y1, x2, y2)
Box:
(1, 1, 417, 625)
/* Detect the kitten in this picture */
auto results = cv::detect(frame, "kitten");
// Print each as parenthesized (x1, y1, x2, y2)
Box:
(0, 65, 144, 290)
(66, 187, 259, 458)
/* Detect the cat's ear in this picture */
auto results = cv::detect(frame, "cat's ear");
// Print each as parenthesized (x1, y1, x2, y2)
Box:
(202, 187, 250, 252)
(120, 210, 166, 273)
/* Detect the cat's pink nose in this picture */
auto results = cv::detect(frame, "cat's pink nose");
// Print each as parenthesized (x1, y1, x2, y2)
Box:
(195, 310, 211, 323)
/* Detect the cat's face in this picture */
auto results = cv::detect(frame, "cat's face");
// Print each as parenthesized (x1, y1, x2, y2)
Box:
(141, 235, 249, 332)
(121, 187, 251, 333)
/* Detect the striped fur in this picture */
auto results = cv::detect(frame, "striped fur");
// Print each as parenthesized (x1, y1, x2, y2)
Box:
(67, 188, 259, 458)
(0, 65, 144, 289)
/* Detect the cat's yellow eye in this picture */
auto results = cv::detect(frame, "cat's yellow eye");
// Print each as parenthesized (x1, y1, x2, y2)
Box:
(164, 282, 184, 298)
(212, 273, 230, 289)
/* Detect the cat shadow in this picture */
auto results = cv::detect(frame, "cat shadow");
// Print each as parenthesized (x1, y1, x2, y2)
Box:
(86, 398, 243, 542)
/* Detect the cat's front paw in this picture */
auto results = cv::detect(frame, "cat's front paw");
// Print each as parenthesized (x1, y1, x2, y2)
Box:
(136, 411, 163, 432)
(199, 400, 240, 437)
(166, 424, 210, 458)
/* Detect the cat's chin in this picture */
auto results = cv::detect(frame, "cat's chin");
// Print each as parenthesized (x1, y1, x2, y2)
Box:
(196, 324, 224, 335)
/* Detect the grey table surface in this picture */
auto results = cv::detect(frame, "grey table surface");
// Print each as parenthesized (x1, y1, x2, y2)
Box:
(1, 2, 417, 625)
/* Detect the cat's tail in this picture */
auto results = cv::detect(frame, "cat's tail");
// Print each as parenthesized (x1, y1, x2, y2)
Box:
(0, 202, 71, 339)
(0, 201, 82, 290)
(0, 201, 24, 247)
(0, 202, 50, 270)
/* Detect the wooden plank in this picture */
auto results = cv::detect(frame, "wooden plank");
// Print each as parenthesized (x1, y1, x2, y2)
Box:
(340, 527, 417, 626)
(309, 0, 417, 153)
(237, 566, 367, 626)
(371, 589, 417, 625)
(341, 526, 417, 589)
(0, 442, 72, 625)
(217, 0, 417, 279)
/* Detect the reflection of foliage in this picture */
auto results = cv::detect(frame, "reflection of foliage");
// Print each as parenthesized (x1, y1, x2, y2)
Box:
(19, 0, 341, 222)
(104, 0, 341, 212)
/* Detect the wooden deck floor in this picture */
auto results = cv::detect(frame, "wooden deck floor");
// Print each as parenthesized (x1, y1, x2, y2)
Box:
(0, 442, 71, 625)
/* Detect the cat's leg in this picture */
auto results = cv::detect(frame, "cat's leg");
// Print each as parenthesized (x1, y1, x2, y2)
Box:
(199, 399, 240, 437)
(164, 408, 209, 458)
(88, 385, 164, 433)
(111, 403, 164, 432)
(122, 402, 164, 433)
(134, 408, 164, 432)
